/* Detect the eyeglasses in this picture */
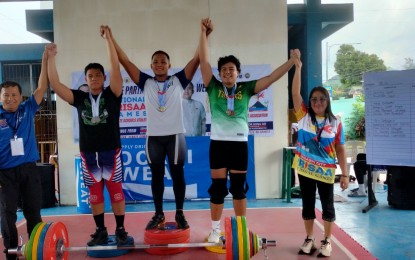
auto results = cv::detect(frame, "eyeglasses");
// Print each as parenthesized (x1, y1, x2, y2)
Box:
(310, 97, 327, 104)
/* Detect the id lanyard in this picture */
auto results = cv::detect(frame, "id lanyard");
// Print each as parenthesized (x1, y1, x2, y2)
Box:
(223, 83, 236, 116)
(315, 118, 327, 148)
(6, 110, 20, 139)
(89, 92, 103, 124)
(6, 110, 25, 156)
(156, 78, 171, 112)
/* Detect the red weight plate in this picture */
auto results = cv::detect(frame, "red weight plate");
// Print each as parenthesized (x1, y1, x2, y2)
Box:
(225, 217, 233, 260)
(144, 222, 190, 255)
(43, 222, 69, 260)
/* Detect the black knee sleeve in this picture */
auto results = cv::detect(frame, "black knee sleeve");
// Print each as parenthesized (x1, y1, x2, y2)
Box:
(208, 178, 228, 204)
(229, 173, 249, 200)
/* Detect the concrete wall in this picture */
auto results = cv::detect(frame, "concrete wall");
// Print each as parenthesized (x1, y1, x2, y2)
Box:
(53, 0, 289, 205)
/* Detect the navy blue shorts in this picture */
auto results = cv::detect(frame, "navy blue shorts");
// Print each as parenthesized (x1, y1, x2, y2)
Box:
(80, 149, 123, 186)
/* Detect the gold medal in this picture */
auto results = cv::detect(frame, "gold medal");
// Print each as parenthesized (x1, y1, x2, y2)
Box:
(158, 106, 167, 112)
(226, 110, 235, 116)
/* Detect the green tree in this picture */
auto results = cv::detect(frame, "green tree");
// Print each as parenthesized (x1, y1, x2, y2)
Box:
(345, 95, 365, 140)
(334, 45, 387, 87)
(403, 57, 415, 70)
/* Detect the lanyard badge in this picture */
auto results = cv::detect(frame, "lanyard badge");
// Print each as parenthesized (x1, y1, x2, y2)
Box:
(6, 111, 25, 156)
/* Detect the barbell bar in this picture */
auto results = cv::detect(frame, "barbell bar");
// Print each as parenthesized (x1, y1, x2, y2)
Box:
(7, 216, 276, 260)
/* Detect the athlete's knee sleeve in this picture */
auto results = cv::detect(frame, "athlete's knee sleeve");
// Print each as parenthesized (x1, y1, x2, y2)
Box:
(208, 178, 228, 204)
(106, 180, 125, 203)
(89, 181, 105, 204)
(229, 173, 249, 200)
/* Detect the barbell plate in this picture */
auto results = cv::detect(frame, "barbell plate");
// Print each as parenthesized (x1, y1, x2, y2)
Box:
(241, 217, 249, 259)
(251, 231, 257, 257)
(249, 231, 253, 257)
(255, 233, 259, 255)
(225, 217, 233, 260)
(231, 217, 239, 260)
(144, 222, 190, 240)
(26, 222, 43, 260)
(236, 217, 244, 260)
(37, 222, 52, 260)
(43, 222, 69, 260)
(204, 231, 226, 254)
(32, 222, 46, 260)
(144, 222, 190, 255)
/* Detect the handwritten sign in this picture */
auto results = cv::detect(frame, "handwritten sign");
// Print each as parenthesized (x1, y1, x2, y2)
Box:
(364, 70, 415, 166)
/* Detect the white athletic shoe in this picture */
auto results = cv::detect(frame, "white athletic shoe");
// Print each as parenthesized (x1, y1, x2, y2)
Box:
(319, 238, 332, 257)
(207, 229, 222, 243)
(299, 237, 317, 254)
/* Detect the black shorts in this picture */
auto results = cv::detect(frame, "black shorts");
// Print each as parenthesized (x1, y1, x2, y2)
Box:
(209, 140, 248, 171)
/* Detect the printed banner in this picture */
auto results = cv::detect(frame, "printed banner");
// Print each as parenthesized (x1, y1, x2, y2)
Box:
(75, 136, 256, 204)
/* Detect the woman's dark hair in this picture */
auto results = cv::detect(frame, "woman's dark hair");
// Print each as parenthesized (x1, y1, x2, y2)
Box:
(308, 86, 336, 124)
(84, 63, 105, 76)
(217, 55, 241, 74)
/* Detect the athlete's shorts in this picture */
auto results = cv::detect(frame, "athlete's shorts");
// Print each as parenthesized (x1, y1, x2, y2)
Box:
(209, 140, 248, 171)
(80, 149, 123, 187)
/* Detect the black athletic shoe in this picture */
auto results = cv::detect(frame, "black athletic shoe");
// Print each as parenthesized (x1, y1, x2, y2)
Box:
(146, 214, 165, 230)
(115, 227, 129, 246)
(175, 213, 189, 229)
(87, 227, 108, 246)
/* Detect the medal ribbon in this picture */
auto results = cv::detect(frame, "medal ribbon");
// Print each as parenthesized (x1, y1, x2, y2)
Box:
(223, 83, 236, 114)
(89, 92, 103, 118)
(156, 78, 170, 109)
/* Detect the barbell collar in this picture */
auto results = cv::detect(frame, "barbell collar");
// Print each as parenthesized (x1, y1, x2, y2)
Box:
(261, 238, 277, 249)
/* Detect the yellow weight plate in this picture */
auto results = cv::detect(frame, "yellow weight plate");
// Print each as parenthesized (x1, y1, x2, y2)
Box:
(237, 217, 243, 259)
(32, 222, 46, 260)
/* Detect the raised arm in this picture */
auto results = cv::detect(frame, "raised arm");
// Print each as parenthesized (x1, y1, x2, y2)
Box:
(106, 26, 140, 84)
(184, 18, 213, 81)
(33, 48, 49, 104)
(101, 26, 122, 97)
(199, 18, 214, 87)
(46, 43, 74, 104)
(292, 53, 303, 112)
(254, 49, 300, 94)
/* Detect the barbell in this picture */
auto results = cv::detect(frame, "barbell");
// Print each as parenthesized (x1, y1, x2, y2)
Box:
(7, 216, 276, 260)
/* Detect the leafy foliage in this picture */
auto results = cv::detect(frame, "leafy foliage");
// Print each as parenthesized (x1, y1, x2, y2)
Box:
(334, 44, 387, 87)
(345, 95, 365, 140)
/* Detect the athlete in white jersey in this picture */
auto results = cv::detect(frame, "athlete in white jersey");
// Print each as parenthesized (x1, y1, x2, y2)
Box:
(108, 25, 211, 230)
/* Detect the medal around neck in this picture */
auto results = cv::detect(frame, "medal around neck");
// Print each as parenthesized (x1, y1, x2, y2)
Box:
(91, 116, 100, 124)
(158, 106, 167, 112)
(156, 79, 171, 113)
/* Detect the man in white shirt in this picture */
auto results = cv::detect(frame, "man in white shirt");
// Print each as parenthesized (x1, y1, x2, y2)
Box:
(182, 82, 206, 136)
